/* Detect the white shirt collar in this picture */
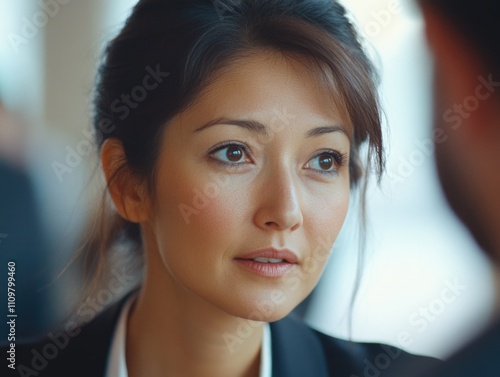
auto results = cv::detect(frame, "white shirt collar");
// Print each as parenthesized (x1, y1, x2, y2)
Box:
(105, 295, 272, 377)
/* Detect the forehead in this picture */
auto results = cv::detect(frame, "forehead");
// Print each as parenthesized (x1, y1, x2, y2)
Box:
(176, 50, 350, 136)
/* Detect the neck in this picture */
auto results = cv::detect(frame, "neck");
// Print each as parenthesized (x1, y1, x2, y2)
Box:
(126, 251, 264, 377)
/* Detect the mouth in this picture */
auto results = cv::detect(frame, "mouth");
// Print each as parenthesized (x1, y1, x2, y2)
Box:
(251, 257, 287, 263)
(235, 248, 299, 263)
(234, 248, 298, 278)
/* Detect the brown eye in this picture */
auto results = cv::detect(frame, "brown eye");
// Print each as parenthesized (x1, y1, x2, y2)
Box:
(210, 143, 250, 165)
(226, 146, 243, 162)
(306, 151, 344, 175)
(318, 154, 334, 170)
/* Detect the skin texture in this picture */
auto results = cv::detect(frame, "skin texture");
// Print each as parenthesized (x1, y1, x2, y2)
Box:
(101, 50, 351, 376)
(421, 5, 500, 263)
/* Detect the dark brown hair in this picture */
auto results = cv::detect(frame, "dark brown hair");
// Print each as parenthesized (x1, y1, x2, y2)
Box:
(77, 0, 384, 313)
(419, 0, 500, 76)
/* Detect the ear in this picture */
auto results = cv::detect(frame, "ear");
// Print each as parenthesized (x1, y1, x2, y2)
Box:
(100, 138, 150, 223)
(421, 4, 499, 137)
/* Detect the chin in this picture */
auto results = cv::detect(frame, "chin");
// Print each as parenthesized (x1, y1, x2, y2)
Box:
(237, 305, 293, 323)
(220, 287, 306, 323)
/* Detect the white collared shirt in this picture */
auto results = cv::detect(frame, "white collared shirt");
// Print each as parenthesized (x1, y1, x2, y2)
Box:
(105, 295, 272, 377)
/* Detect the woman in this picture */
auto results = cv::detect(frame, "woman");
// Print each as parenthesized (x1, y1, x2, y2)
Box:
(8, 0, 439, 376)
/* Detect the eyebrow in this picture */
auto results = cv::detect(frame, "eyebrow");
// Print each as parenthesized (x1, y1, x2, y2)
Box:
(194, 117, 349, 140)
(305, 125, 348, 139)
(195, 118, 268, 135)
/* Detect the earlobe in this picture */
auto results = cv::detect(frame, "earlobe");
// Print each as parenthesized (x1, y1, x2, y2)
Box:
(100, 138, 150, 223)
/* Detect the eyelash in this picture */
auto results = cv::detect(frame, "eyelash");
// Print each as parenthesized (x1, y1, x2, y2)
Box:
(309, 150, 347, 177)
(208, 141, 252, 169)
(207, 142, 347, 176)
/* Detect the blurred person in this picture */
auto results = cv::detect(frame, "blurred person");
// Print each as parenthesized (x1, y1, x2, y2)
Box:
(0, 101, 27, 166)
(0, 159, 52, 341)
(3, 1, 441, 376)
(392, 0, 500, 375)
(0, 100, 53, 340)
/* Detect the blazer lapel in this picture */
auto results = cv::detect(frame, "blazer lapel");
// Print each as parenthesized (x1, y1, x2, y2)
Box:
(270, 315, 330, 377)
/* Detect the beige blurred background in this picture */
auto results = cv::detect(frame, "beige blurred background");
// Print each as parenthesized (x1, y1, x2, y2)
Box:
(0, 0, 497, 357)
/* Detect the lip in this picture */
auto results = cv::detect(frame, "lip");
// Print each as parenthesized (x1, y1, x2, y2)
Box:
(234, 248, 299, 278)
(235, 248, 299, 264)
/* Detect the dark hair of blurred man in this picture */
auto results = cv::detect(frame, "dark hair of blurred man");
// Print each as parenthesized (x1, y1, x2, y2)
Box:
(417, 0, 500, 375)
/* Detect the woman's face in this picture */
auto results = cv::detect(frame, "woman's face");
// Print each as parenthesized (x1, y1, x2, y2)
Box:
(145, 51, 351, 321)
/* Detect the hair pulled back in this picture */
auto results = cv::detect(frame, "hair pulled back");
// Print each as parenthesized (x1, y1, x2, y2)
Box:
(81, 0, 384, 305)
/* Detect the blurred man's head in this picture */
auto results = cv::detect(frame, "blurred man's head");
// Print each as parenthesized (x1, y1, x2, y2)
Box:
(420, 0, 500, 263)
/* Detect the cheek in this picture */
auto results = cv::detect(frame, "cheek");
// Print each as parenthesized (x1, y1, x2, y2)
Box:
(152, 169, 247, 258)
(302, 184, 350, 274)
(307, 183, 350, 239)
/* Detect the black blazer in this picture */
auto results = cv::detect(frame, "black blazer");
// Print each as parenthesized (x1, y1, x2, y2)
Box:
(411, 320, 500, 377)
(3, 293, 439, 377)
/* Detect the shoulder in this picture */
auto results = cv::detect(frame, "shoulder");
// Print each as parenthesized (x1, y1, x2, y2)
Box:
(1, 294, 128, 377)
(415, 319, 500, 377)
(270, 314, 441, 377)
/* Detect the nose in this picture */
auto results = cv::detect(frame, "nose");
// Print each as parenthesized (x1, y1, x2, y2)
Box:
(253, 167, 303, 232)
